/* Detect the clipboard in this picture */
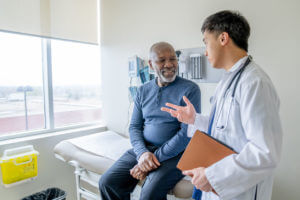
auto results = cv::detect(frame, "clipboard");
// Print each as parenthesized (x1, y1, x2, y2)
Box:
(177, 130, 236, 195)
(177, 130, 236, 171)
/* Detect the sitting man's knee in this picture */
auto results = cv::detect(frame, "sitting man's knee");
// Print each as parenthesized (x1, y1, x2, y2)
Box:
(98, 172, 111, 190)
(140, 180, 166, 200)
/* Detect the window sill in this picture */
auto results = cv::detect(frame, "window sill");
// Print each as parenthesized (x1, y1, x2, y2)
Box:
(0, 122, 107, 146)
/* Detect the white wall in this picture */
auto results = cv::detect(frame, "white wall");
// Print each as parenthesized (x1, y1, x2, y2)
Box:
(101, 0, 300, 199)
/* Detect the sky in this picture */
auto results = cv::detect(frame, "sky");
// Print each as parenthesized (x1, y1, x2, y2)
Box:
(0, 31, 101, 87)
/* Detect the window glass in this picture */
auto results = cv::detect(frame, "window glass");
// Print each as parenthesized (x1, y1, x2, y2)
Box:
(51, 40, 101, 127)
(0, 32, 44, 135)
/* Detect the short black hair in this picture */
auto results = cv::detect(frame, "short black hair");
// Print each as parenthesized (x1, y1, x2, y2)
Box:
(201, 10, 250, 52)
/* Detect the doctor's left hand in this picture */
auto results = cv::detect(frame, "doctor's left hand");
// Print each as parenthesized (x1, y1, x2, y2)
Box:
(183, 167, 213, 192)
(161, 96, 196, 125)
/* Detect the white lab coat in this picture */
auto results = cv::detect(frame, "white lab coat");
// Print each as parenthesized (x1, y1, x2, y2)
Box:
(188, 57, 282, 200)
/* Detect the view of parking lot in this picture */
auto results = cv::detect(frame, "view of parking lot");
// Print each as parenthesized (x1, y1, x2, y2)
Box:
(0, 86, 102, 135)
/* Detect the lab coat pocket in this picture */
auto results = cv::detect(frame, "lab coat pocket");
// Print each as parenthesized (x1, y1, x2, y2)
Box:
(215, 96, 233, 132)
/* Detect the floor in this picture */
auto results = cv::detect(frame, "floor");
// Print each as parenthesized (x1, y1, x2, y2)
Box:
(130, 185, 191, 200)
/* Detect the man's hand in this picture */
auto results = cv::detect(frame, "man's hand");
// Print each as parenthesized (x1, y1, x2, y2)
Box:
(161, 96, 196, 125)
(183, 167, 213, 192)
(130, 164, 147, 180)
(138, 152, 160, 172)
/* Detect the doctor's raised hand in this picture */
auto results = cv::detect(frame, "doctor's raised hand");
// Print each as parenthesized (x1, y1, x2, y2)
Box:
(161, 96, 196, 125)
(161, 96, 214, 193)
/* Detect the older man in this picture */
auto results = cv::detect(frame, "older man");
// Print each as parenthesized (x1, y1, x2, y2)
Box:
(98, 42, 201, 200)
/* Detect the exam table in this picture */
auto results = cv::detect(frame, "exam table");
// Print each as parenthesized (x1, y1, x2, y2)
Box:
(53, 130, 193, 200)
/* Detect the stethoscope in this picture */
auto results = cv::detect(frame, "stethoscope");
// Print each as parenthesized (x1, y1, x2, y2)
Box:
(214, 55, 258, 200)
(214, 55, 252, 130)
(224, 55, 252, 98)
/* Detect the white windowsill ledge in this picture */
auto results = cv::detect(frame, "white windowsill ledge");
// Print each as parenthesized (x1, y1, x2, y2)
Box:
(0, 123, 107, 146)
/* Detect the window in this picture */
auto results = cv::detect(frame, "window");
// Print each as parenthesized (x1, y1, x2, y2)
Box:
(0, 32, 101, 139)
(0, 32, 44, 135)
(51, 40, 101, 127)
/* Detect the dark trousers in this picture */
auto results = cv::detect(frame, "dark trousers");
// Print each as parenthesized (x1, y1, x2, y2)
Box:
(98, 148, 184, 200)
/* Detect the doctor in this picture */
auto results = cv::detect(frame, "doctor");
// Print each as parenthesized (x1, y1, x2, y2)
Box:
(161, 10, 282, 200)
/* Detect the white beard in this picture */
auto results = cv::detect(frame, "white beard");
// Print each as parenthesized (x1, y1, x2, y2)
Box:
(155, 68, 177, 84)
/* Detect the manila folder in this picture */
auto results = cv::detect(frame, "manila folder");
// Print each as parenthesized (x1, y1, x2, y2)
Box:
(177, 130, 236, 171)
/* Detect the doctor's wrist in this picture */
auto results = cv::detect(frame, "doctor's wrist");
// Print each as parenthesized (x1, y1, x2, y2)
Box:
(190, 112, 196, 125)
